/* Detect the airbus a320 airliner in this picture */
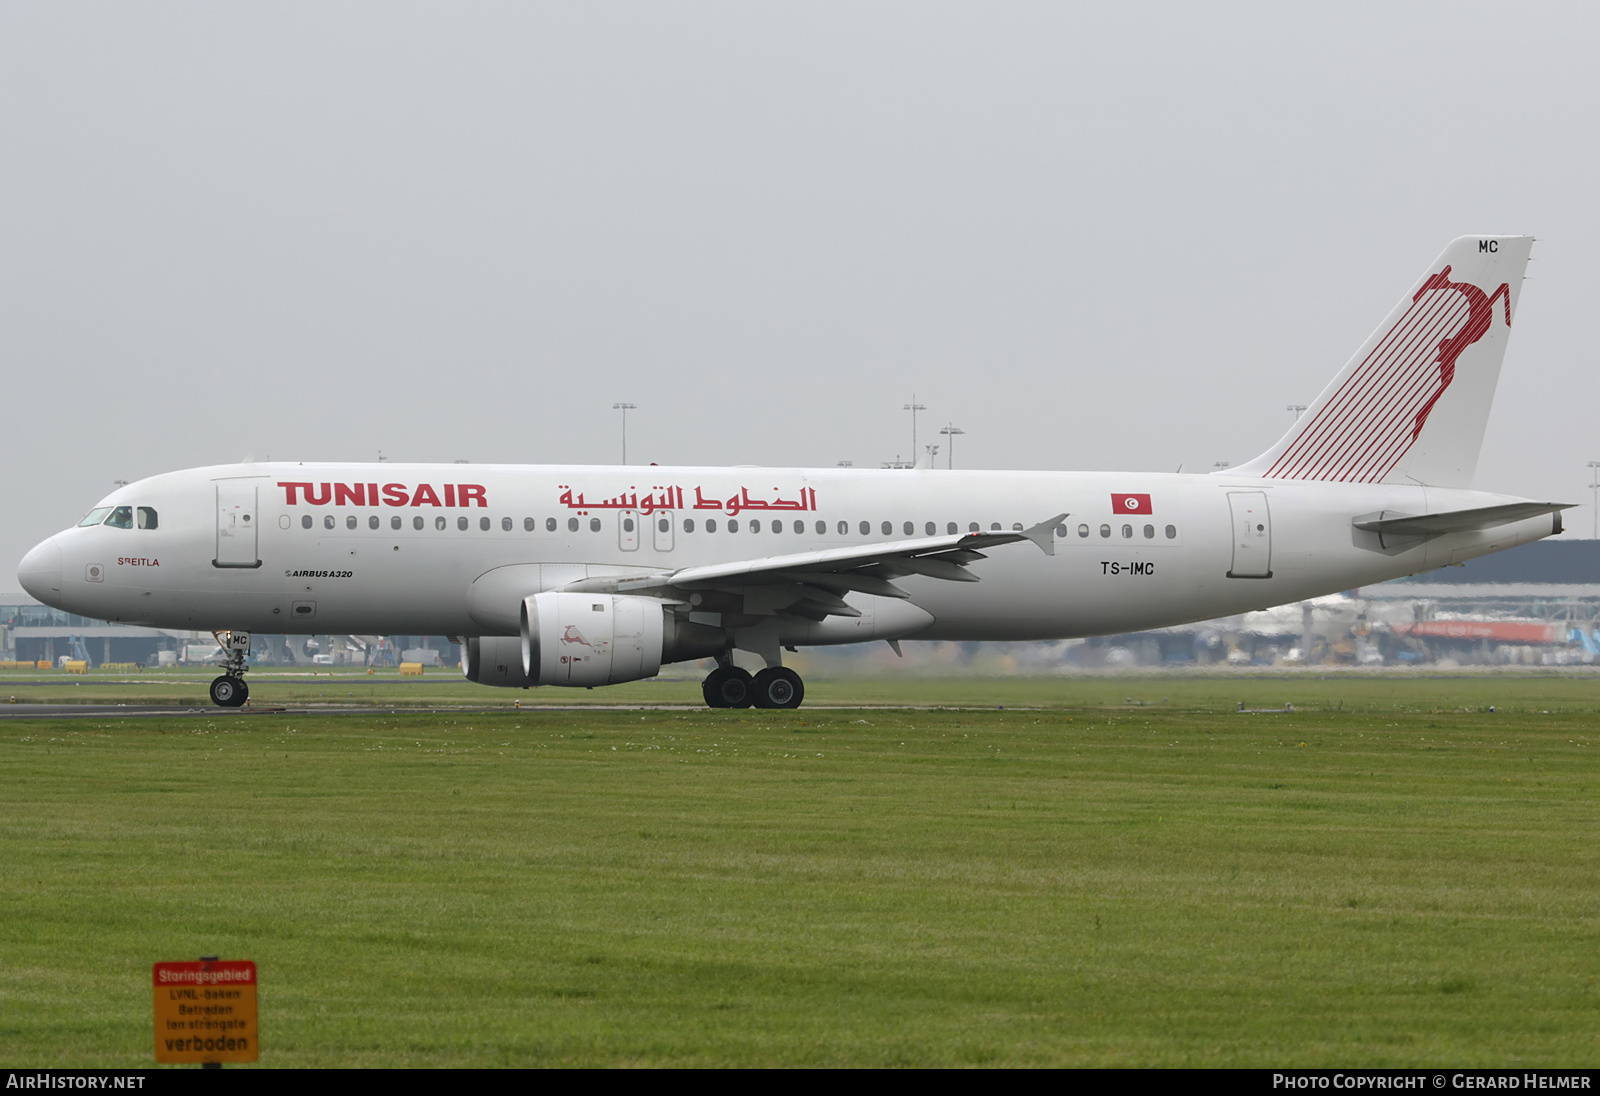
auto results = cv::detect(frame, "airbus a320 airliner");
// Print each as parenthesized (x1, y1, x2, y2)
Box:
(18, 236, 1568, 709)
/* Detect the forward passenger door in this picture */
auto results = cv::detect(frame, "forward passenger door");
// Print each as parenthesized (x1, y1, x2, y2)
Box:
(214, 482, 261, 569)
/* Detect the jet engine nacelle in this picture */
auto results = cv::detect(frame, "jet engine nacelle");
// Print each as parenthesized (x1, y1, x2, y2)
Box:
(518, 592, 723, 687)
(461, 636, 533, 688)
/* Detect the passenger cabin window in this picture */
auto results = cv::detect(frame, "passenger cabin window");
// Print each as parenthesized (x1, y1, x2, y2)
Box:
(524, 518, 535, 532)
(969, 522, 979, 533)
(750, 520, 760, 534)
(392, 516, 402, 530)
(729, 519, 739, 533)
(684, 518, 696, 533)
(324, 515, 335, 530)
(706, 519, 717, 533)
(947, 522, 957, 535)
(105, 506, 134, 529)
(414, 516, 425, 531)
(346, 515, 357, 530)
(990, 523, 1001, 531)
(1100, 524, 1111, 538)
(588, 517, 600, 532)
(78, 507, 113, 527)
(836, 520, 846, 535)
(437, 516, 448, 531)
(302, 514, 313, 529)
(859, 521, 870, 536)
(502, 517, 512, 531)
(1143, 524, 1155, 539)
(661, 518, 671, 533)
(623, 517, 635, 533)
(1121, 524, 1132, 538)
(457, 516, 468, 531)
(1165, 525, 1177, 539)
(1056, 524, 1068, 537)
(881, 521, 892, 536)
(904, 522, 914, 536)
(1078, 524, 1090, 538)
(137, 507, 158, 530)
(568, 517, 579, 532)
(369, 516, 379, 530)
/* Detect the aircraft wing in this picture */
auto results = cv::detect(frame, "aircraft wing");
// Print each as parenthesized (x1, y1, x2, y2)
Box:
(560, 513, 1067, 620)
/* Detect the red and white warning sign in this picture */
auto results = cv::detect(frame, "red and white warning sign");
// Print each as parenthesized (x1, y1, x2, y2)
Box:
(152, 960, 258, 1064)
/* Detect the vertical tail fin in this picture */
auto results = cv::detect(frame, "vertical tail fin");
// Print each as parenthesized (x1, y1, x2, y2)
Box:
(1233, 236, 1533, 488)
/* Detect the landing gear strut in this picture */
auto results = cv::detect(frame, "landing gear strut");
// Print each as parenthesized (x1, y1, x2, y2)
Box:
(209, 630, 251, 708)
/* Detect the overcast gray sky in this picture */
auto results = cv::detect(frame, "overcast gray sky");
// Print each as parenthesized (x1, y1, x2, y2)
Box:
(5, 1, 1598, 584)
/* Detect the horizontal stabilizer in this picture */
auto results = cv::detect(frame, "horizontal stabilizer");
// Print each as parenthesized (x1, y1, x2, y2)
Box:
(1353, 502, 1572, 538)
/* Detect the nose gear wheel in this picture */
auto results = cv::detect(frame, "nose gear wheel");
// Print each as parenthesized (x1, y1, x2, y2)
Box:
(209, 675, 248, 707)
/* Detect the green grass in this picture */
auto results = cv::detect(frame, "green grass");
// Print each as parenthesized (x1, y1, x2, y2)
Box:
(2, 678, 1598, 1065)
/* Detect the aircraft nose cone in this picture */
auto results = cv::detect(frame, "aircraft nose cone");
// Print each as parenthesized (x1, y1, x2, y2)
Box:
(17, 541, 62, 605)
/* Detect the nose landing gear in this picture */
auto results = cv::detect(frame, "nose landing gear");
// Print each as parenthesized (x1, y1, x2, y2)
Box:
(209, 630, 251, 708)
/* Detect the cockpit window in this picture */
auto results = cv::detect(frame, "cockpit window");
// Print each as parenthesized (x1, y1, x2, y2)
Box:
(103, 506, 134, 529)
(136, 507, 158, 530)
(77, 507, 113, 527)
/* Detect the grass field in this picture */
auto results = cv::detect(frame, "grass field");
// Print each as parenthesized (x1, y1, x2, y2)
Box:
(2, 676, 1598, 1066)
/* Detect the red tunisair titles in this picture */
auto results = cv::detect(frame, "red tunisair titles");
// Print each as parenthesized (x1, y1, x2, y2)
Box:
(277, 482, 488, 508)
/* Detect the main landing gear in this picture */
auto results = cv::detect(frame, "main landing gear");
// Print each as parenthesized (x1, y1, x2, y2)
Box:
(702, 662, 805, 709)
(209, 630, 251, 708)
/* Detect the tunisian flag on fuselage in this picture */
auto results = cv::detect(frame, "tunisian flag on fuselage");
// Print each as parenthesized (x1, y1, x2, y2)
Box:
(1111, 493, 1152, 515)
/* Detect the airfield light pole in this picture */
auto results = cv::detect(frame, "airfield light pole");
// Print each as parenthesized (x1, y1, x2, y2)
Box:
(613, 402, 637, 464)
(939, 423, 964, 469)
(904, 396, 926, 463)
(1589, 461, 1600, 538)
(1288, 404, 1307, 421)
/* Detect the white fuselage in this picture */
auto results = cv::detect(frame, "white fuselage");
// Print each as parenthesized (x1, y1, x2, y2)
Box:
(17, 462, 1558, 648)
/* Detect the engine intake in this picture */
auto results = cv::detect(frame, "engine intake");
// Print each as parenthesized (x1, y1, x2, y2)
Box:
(522, 591, 662, 687)
(516, 592, 724, 688)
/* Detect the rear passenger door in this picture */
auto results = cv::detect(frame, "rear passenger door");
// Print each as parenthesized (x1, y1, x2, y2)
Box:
(1226, 491, 1271, 578)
